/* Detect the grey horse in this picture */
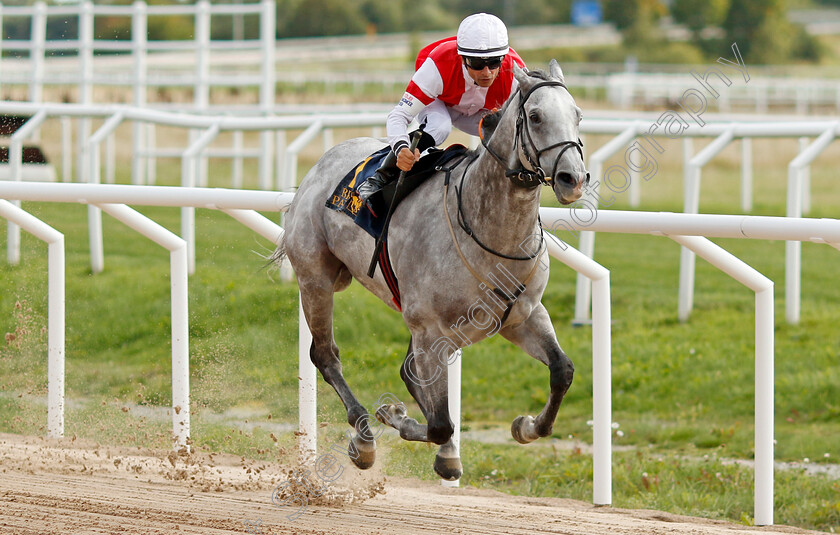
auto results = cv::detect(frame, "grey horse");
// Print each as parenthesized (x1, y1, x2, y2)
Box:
(275, 60, 589, 480)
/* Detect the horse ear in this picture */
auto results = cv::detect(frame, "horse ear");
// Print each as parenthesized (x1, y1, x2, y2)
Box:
(549, 59, 565, 83)
(513, 62, 531, 88)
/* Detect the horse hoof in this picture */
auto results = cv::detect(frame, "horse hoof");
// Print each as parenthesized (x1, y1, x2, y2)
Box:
(349, 434, 376, 470)
(375, 403, 407, 428)
(511, 415, 538, 444)
(434, 454, 462, 481)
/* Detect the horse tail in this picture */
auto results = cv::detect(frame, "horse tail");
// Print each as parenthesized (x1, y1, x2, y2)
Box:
(269, 232, 287, 267)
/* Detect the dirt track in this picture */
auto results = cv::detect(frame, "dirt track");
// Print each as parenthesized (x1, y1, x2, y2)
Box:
(0, 433, 824, 535)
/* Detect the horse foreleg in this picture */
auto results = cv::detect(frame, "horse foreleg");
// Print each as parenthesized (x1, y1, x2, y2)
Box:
(500, 304, 575, 444)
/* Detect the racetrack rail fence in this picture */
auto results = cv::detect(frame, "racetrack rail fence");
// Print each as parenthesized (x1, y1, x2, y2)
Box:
(3, 104, 840, 526)
(4, 179, 840, 526)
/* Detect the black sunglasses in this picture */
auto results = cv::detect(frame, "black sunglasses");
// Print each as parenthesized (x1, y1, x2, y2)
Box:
(463, 55, 504, 71)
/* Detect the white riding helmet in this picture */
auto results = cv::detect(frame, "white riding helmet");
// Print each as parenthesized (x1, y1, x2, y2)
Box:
(456, 13, 509, 58)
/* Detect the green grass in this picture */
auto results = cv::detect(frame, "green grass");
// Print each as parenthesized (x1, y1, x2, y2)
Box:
(1, 135, 839, 532)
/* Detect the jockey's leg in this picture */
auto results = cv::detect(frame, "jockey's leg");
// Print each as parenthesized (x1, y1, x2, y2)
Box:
(357, 148, 398, 203)
(419, 99, 453, 145)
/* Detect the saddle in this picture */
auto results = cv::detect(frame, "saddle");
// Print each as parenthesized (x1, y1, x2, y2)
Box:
(325, 143, 470, 310)
(326, 144, 469, 239)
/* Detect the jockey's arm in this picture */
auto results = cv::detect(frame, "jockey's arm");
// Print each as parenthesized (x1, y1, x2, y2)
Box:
(386, 92, 426, 171)
(387, 58, 443, 171)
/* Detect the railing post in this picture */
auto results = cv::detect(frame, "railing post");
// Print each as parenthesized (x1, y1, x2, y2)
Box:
(181, 123, 221, 274)
(95, 203, 191, 451)
(61, 117, 73, 182)
(131, 1, 148, 185)
(0, 200, 65, 440)
(0, 4, 4, 97)
(77, 2, 94, 184)
(545, 233, 612, 506)
(8, 110, 48, 265)
(678, 127, 734, 321)
(275, 130, 287, 190)
(299, 293, 317, 463)
(574, 124, 636, 324)
(88, 112, 126, 274)
(799, 137, 811, 215)
(671, 234, 774, 526)
(741, 137, 752, 212)
(785, 125, 837, 324)
(29, 2, 47, 104)
(194, 1, 211, 111)
(283, 120, 324, 191)
(258, 0, 276, 190)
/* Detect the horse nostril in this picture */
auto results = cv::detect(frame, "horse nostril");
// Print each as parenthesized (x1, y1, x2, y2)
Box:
(557, 172, 575, 186)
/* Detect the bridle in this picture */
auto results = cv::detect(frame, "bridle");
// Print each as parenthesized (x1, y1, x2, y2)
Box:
(481, 80, 589, 189)
(438, 77, 589, 324)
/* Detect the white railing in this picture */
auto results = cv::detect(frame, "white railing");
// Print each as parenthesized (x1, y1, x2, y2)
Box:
(4, 103, 838, 325)
(541, 208, 840, 527)
(0, 180, 611, 513)
(0, 182, 293, 449)
(0, 0, 275, 110)
(0, 101, 387, 275)
(0, 0, 276, 186)
(4, 182, 840, 526)
(606, 72, 840, 114)
(569, 114, 840, 326)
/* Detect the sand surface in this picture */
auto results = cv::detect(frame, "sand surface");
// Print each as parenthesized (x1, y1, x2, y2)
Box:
(0, 433, 825, 535)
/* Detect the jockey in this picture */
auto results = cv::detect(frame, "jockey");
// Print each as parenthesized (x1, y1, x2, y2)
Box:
(357, 13, 526, 203)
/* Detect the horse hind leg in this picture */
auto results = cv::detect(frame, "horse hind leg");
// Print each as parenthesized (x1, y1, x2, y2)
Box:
(375, 336, 462, 480)
(375, 401, 462, 481)
(297, 266, 376, 469)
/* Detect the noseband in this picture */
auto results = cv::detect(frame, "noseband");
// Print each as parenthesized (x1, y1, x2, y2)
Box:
(481, 80, 589, 189)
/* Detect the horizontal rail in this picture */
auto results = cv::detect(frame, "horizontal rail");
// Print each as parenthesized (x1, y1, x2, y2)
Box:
(5, 101, 840, 140)
(541, 208, 840, 244)
(0, 182, 294, 212)
(0, 102, 386, 131)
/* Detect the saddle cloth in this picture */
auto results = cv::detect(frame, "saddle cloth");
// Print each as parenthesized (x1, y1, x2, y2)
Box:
(325, 144, 469, 310)
(325, 143, 468, 238)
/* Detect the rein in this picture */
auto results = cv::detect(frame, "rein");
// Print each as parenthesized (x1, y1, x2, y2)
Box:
(438, 154, 543, 324)
(435, 77, 585, 324)
(481, 80, 587, 189)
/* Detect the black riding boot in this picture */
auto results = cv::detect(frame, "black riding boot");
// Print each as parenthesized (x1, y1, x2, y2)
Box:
(357, 149, 399, 203)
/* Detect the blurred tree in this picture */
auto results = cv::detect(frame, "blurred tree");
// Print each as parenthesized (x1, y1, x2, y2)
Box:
(94, 16, 131, 41)
(722, 0, 820, 63)
(408, 0, 459, 32)
(210, 13, 261, 40)
(671, 0, 730, 34)
(285, 0, 367, 37)
(147, 14, 195, 41)
(451, 0, 568, 26)
(452, 0, 508, 23)
(360, 0, 405, 34)
(603, 0, 665, 30)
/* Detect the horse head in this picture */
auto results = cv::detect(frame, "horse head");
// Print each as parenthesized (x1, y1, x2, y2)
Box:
(493, 59, 588, 205)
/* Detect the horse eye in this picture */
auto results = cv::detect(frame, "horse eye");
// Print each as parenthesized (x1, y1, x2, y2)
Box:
(528, 111, 541, 124)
